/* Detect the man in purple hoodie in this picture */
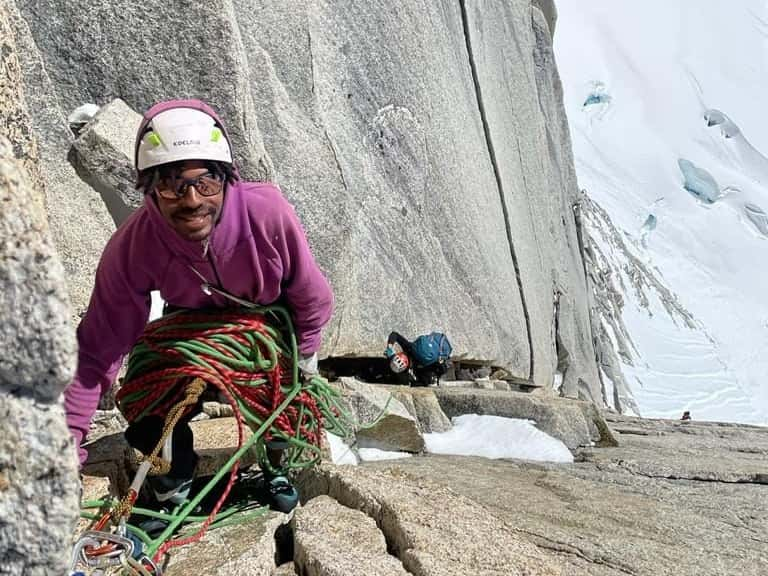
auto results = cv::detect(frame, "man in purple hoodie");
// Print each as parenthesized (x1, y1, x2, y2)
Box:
(65, 99, 333, 515)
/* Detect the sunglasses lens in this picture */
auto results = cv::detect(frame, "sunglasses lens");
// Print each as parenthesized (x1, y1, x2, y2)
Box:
(157, 172, 223, 199)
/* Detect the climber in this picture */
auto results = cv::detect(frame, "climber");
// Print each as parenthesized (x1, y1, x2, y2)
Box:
(64, 99, 333, 516)
(385, 331, 452, 386)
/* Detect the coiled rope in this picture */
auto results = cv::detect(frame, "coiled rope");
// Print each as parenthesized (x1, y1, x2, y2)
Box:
(117, 307, 351, 472)
(80, 305, 357, 571)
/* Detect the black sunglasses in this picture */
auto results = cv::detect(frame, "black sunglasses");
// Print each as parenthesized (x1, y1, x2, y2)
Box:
(155, 171, 223, 200)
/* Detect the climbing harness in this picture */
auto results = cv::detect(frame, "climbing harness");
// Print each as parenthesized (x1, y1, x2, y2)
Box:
(71, 299, 361, 575)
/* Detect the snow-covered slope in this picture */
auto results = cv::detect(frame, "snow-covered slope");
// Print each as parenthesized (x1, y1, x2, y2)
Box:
(555, 1, 768, 425)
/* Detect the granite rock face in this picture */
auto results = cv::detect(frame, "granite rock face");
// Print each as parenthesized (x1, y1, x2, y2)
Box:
(13, 0, 600, 397)
(0, 6, 79, 571)
(5, 0, 114, 316)
(293, 495, 410, 576)
(300, 464, 565, 575)
(14, 0, 273, 182)
(0, 30, 75, 400)
(0, 396, 79, 576)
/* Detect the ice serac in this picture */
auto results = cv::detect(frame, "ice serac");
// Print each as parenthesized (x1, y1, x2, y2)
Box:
(678, 158, 720, 204)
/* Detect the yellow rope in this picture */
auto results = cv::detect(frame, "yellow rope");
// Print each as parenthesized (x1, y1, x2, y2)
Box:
(115, 377, 207, 520)
(146, 377, 207, 476)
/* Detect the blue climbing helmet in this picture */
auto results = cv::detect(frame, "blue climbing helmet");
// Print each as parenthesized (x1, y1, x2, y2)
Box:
(410, 332, 452, 367)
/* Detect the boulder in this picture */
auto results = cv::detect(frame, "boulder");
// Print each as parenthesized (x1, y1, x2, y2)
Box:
(70, 98, 143, 226)
(335, 378, 424, 453)
(293, 495, 409, 576)
(433, 388, 617, 450)
(392, 388, 452, 434)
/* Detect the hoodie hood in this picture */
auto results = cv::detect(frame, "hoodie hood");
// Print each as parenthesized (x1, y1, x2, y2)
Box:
(134, 99, 240, 259)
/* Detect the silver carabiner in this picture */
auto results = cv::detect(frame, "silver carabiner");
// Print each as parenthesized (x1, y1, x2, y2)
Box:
(73, 530, 135, 569)
(139, 554, 163, 575)
(70, 535, 100, 571)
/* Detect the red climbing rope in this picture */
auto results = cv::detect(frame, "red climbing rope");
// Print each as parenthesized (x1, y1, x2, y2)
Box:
(114, 309, 331, 561)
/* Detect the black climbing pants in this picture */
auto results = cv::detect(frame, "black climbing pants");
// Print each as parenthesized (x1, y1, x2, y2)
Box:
(124, 404, 201, 481)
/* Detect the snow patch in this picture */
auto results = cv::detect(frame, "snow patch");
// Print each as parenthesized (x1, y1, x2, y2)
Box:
(326, 432, 358, 466)
(357, 448, 413, 462)
(424, 414, 573, 463)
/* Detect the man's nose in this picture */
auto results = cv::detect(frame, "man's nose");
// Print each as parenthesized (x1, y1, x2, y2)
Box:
(178, 185, 203, 207)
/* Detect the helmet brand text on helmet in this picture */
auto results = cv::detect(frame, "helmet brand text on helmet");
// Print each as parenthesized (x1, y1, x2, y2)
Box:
(173, 139, 201, 147)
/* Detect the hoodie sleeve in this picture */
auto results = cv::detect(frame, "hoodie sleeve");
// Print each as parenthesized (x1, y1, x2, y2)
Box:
(64, 233, 151, 465)
(273, 195, 334, 356)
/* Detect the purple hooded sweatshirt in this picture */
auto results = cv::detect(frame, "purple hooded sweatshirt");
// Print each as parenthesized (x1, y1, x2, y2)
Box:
(65, 100, 333, 465)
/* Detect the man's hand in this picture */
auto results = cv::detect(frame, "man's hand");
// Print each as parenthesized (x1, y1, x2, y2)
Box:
(298, 352, 319, 378)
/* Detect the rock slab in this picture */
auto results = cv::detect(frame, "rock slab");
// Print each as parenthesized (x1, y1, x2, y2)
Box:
(293, 495, 409, 576)
(299, 464, 564, 575)
(366, 413, 768, 575)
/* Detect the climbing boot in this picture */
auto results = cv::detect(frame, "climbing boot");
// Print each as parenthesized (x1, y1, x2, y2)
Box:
(149, 475, 193, 506)
(133, 475, 193, 537)
(264, 474, 299, 513)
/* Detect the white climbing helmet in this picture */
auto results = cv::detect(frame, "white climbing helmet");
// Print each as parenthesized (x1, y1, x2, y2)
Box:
(136, 107, 232, 171)
(389, 352, 410, 374)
